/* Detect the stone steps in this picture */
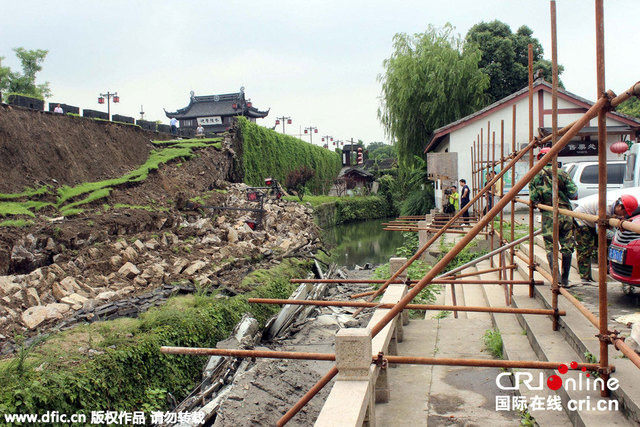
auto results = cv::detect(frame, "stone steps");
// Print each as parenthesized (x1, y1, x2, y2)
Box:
(508, 241, 640, 425)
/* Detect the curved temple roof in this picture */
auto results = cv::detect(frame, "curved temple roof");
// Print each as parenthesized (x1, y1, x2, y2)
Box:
(165, 90, 269, 120)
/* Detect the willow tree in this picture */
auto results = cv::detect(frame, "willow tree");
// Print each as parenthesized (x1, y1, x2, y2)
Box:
(378, 24, 489, 167)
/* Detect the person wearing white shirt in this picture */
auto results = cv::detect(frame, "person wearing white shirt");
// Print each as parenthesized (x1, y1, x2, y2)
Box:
(53, 104, 63, 114)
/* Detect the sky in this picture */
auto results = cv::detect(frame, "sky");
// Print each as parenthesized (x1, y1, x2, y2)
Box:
(2, 1, 638, 148)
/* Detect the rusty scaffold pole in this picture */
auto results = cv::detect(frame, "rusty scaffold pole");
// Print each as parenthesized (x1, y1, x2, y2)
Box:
(160, 346, 606, 372)
(480, 128, 484, 217)
(491, 129, 496, 263)
(528, 43, 536, 298)
(595, 0, 610, 396)
(499, 121, 505, 281)
(511, 105, 517, 288)
(550, 0, 561, 331)
(248, 298, 566, 316)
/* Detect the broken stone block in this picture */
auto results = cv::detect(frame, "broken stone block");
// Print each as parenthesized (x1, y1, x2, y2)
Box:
(60, 276, 80, 293)
(25, 288, 40, 306)
(133, 240, 145, 252)
(227, 228, 238, 243)
(118, 262, 140, 279)
(21, 306, 49, 329)
(61, 293, 89, 306)
(133, 276, 147, 287)
(0, 276, 21, 297)
(184, 260, 207, 276)
(52, 282, 70, 300)
(87, 247, 100, 259)
(110, 255, 123, 267)
(96, 291, 116, 301)
(144, 239, 160, 250)
(122, 246, 138, 263)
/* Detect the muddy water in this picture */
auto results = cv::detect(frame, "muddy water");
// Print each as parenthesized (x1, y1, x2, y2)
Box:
(322, 218, 406, 269)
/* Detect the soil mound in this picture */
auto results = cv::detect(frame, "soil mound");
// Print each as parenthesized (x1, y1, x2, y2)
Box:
(0, 104, 168, 193)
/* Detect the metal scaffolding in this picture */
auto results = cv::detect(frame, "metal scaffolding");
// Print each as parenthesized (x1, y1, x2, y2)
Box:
(160, 1, 640, 424)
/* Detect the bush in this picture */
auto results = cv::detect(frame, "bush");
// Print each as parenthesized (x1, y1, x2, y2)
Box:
(285, 166, 315, 201)
(237, 118, 341, 194)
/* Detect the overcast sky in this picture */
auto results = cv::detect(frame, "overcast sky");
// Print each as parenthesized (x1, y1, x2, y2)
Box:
(2, 1, 637, 147)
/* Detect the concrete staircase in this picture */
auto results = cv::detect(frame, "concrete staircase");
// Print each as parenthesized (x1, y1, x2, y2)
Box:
(476, 234, 640, 426)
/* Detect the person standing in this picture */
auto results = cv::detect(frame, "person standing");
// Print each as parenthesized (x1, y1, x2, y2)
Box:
(529, 147, 578, 287)
(53, 104, 63, 114)
(459, 179, 471, 223)
(484, 171, 495, 213)
(449, 186, 459, 212)
(574, 194, 638, 282)
(196, 124, 205, 137)
(170, 117, 178, 135)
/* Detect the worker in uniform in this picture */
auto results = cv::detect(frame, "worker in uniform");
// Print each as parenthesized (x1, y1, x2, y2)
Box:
(574, 194, 638, 282)
(529, 147, 578, 287)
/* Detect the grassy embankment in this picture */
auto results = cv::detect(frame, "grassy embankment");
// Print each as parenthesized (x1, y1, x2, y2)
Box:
(0, 138, 222, 226)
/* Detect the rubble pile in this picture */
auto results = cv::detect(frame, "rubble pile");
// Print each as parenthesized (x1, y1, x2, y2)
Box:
(0, 183, 321, 347)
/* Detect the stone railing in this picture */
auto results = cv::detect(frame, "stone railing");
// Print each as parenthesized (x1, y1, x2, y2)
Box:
(315, 257, 409, 427)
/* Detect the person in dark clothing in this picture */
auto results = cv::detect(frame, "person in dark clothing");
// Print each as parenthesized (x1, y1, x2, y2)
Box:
(459, 179, 470, 223)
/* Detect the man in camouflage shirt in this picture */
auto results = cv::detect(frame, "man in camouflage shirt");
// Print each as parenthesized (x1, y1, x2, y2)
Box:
(529, 147, 578, 287)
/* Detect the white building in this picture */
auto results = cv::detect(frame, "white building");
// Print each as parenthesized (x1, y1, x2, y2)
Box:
(425, 78, 640, 209)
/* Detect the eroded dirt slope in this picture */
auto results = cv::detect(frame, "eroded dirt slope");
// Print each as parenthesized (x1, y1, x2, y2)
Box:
(0, 104, 169, 192)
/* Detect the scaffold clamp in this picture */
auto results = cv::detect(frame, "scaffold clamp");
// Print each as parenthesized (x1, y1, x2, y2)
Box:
(374, 352, 388, 369)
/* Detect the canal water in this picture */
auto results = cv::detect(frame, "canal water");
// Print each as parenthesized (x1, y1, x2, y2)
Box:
(322, 218, 406, 269)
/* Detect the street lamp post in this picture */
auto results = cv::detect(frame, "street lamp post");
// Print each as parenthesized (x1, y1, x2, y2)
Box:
(275, 116, 292, 134)
(321, 135, 333, 149)
(304, 126, 318, 144)
(98, 91, 119, 121)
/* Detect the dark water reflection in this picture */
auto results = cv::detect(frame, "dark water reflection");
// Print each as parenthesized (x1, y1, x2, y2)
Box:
(322, 218, 406, 269)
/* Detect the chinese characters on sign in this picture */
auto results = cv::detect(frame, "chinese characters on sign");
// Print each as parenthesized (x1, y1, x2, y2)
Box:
(197, 116, 222, 125)
(558, 141, 598, 156)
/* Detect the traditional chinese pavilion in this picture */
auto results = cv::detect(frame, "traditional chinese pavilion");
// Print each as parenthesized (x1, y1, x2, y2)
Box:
(164, 87, 269, 135)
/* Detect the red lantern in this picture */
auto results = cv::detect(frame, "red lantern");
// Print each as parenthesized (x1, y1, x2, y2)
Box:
(98, 97, 105, 104)
(276, 119, 280, 125)
(333, 142, 336, 146)
(247, 102, 252, 108)
(304, 129, 308, 134)
(314, 129, 318, 133)
(287, 119, 292, 124)
(330, 137, 333, 142)
(611, 141, 629, 156)
(113, 95, 119, 103)
(232, 103, 237, 109)
(322, 137, 325, 142)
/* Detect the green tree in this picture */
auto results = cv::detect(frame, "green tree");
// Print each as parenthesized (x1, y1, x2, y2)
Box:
(368, 143, 397, 161)
(0, 48, 51, 99)
(618, 97, 640, 119)
(465, 21, 563, 104)
(378, 24, 489, 167)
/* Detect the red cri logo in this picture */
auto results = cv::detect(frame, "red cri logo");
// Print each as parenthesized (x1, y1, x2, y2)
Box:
(547, 361, 591, 391)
